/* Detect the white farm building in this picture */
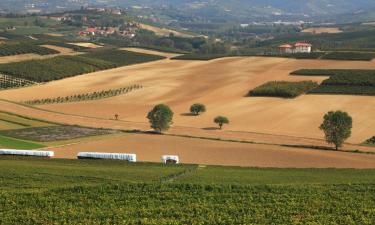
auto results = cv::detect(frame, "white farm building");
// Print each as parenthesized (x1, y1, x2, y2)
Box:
(278, 42, 312, 54)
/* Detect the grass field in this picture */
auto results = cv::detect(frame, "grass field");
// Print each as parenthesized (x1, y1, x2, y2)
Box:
(0, 135, 45, 149)
(0, 157, 374, 224)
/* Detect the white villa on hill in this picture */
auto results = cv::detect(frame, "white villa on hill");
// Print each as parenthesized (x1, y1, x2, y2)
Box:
(278, 42, 312, 54)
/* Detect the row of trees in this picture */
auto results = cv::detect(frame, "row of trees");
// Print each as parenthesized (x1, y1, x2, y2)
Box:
(147, 103, 229, 133)
(146, 103, 353, 150)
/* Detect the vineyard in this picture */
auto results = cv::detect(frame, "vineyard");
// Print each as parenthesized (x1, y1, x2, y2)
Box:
(291, 69, 375, 95)
(0, 43, 59, 56)
(0, 74, 36, 89)
(0, 50, 164, 82)
(0, 157, 374, 224)
(24, 85, 143, 105)
(248, 81, 319, 98)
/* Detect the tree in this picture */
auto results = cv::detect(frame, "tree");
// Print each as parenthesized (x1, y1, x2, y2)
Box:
(190, 103, 206, 115)
(320, 111, 352, 150)
(214, 116, 229, 129)
(147, 104, 174, 133)
(114, 114, 119, 120)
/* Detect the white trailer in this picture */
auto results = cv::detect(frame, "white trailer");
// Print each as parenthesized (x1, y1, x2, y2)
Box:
(77, 152, 137, 162)
(0, 149, 54, 158)
(161, 155, 180, 164)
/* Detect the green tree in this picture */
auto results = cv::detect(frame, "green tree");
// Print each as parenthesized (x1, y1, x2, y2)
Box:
(214, 116, 229, 129)
(190, 103, 206, 115)
(320, 111, 352, 150)
(147, 104, 174, 133)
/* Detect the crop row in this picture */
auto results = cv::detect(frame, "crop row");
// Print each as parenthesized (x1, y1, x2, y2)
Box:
(248, 81, 319, 98)
(0, 50, 164, 82)
(0, 74, 35, 89)
(291, 69, 375, 95)
(24, 85, 143, 105)
(0, 43, 59, 56)
(1, 183, 374, 224)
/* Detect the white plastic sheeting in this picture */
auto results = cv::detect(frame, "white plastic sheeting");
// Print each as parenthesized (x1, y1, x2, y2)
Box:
(161, 155, 180, 164)
(77, 152, 137, 162)
(0, 149, 54, 157)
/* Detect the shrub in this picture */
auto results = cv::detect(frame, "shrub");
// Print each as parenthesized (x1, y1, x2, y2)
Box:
(248, 81, 319, 98)
(190, 103, 206, 115)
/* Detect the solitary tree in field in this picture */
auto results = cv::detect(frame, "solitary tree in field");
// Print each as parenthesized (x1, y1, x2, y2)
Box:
(320, 111, 352, 150)
(190, 103, 206, 115)
(147, 104, 174, 133)
(214, 116, 229, 129)
(114, 114, 119, 120)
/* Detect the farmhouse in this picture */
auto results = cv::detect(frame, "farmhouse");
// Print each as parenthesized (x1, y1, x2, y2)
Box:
(278, 42, 312, 54)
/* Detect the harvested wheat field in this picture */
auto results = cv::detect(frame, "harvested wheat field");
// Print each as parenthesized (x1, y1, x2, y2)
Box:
(121, 47, 181, 58)
(68, 42, 102, 48)
(41, 45, 74, 54)
(1, 55, 375, 167)
(2, 57, 374, 142)
(301, 27, 342, 34)
(140, 23, 195, 38)
(46, 133, 375, 168)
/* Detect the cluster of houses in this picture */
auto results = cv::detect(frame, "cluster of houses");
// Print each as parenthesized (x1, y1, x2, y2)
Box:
(78, 22, 140, 38)
(278, 42, 312, 54)
(0, 149, 180, 164)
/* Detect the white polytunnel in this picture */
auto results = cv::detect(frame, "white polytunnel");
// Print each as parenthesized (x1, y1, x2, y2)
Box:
(161, 155, 180, 164)
(0, 149, 54, 157)
(77, 152, 137, 162)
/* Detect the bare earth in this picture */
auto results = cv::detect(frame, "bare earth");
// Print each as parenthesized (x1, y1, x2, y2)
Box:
(68, 42, 102, 48)
(1, 55, 375, 167)
(121, 47, 181, 58)
(140, 23, 195, 38)
(46, 133, 375, 168)
(301, 27, 342, 34)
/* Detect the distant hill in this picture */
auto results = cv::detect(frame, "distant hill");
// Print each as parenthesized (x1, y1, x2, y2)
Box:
(2, 0, 375, 23)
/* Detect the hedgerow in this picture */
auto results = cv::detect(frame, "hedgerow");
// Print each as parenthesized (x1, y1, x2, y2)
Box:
(0, 43, 59, 56)
(321, 52, 375, 61)
(24, 84, 143, 105)
(248, 81, 319, 98)
(0, 50, 165, 82)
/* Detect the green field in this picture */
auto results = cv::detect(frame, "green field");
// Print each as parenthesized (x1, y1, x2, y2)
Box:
(291, 69, 375, 95)
(248, 81, 319, 98)
(0, 49, 165, 82)
(0, 43, 59, 56)
(0, 157, 374, 224)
